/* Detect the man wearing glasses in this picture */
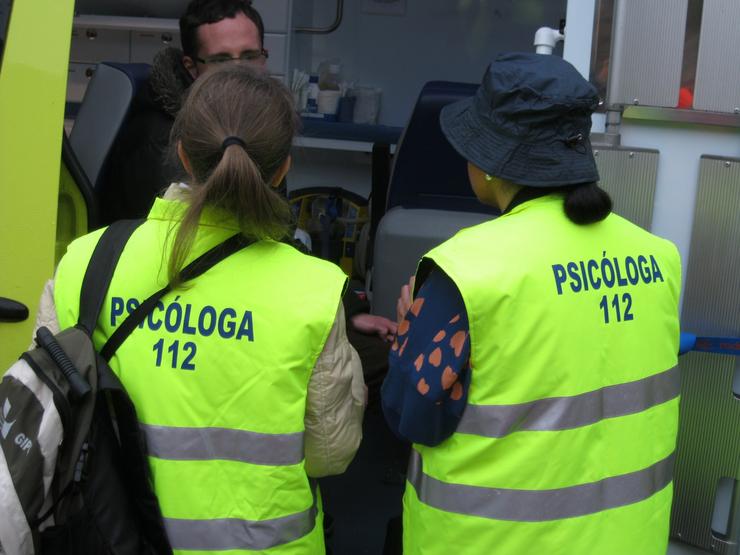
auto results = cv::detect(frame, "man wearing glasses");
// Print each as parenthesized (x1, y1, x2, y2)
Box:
(99, 0, 267, 225)
(181, 0, 268, 79)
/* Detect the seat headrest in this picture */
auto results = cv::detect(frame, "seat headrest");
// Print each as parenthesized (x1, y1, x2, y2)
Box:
(102, 62, 151, 94)
(68, 62, 152, 189)
(387, 81, 498, 215)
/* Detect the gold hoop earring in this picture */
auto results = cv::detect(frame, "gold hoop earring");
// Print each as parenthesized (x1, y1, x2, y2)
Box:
(484, 174, 494, 182)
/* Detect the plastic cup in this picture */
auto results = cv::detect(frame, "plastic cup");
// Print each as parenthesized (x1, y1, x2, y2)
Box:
(317, 90, 342, 115)
(351, 87, 381, 124)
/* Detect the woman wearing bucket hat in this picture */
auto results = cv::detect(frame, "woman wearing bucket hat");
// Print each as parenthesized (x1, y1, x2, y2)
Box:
(382, 52, 681, 555)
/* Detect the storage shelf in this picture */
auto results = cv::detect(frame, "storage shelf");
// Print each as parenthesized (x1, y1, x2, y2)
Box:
(73, 15, 179, 32)
(299, 118, 402, 144)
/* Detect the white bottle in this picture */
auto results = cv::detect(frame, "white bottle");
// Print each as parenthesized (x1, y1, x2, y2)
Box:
(306, 75, 320, 113)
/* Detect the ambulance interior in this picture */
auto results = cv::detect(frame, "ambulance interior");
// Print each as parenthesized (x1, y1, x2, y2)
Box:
(0, 0, 738, 553)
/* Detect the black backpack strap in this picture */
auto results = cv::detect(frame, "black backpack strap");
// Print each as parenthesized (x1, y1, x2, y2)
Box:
(100, 233, 251, 361)
(77, 219, 145, 336)
(98, 366, 173, 554)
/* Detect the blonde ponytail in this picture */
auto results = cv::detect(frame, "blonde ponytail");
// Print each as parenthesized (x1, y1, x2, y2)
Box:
(167, 65, 298, 285)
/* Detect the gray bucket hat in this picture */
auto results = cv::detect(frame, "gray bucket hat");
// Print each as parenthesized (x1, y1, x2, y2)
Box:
(440, 52, 600, 187)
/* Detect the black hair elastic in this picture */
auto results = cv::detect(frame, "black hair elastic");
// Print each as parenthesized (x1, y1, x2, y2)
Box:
(221, 136, 247, 152)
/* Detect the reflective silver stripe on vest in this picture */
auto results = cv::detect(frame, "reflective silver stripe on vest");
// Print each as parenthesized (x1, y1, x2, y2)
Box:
(164, 481, 318, 551)
(142, 424, 304, 466)
(457, 365, 679, 438)
(408, 450, 675, 522)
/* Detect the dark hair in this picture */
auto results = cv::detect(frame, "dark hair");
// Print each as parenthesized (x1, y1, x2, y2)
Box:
(179, 0, 265, 58)
(556, 182, 613, 225)
(168, 65, 297, 285)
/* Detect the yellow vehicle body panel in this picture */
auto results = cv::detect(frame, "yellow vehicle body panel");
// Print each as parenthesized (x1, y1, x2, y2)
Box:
(0, 0, 75, 367)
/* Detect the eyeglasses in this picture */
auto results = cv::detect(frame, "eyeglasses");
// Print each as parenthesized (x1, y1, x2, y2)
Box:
(195, 49, 269, 65)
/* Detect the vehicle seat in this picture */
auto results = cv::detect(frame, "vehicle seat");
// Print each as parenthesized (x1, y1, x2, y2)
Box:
(68, 62, 150, 189)
(370, 81, 498, 319)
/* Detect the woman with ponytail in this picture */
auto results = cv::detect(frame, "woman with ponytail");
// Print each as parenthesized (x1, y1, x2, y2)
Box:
(45, 65, 364, 553)
(382, 53, 681, 555)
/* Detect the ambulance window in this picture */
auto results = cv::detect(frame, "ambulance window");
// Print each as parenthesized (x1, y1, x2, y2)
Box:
(589, 0, 614, 104)
(0, 0, 11, 69)
(677, 0, 703, 110)
(590, 0, 703, 110)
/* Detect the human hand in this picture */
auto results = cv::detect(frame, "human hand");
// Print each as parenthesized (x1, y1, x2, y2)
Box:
(351, 313, 398, 342)
(396, 276, 415, 326)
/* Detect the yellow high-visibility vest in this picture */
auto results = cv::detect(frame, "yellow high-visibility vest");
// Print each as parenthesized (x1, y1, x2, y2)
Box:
(404, 194, 681, 555)
(54, 198, 348, 554)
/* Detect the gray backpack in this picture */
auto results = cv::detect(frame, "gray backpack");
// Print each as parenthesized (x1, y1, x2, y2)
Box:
(0, 220, 172, 555)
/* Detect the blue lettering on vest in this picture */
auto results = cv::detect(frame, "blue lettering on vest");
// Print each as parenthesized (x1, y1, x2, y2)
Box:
(217, 308, 237, 339)
(638, 255, 651, 283)
(601, 253, 616, 288)
(587, 259, 601, 290)
(552, 252, 665, 295)
(164, 297, 183, 332)
(110, 297, 255, 343)
(650, 255, 664, 282)
(126, 298, 140, 316)
(123, 298, 146, 329)
(552, 264, 567, 295)
(147, 300, 165, 331)
(567, 262, 582, 293)
(625, 257, 640, 285)
(111, 297, 124, 327)
(198, 306, 217, 336)
(237, 311, 254, 341)
(182, 304, 197, 335)
(613, 257, 628, 287)
(579, 261, 590, 291)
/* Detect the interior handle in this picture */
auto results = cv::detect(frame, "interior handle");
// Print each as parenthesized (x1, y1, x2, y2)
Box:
(0, 297, 29, 323)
